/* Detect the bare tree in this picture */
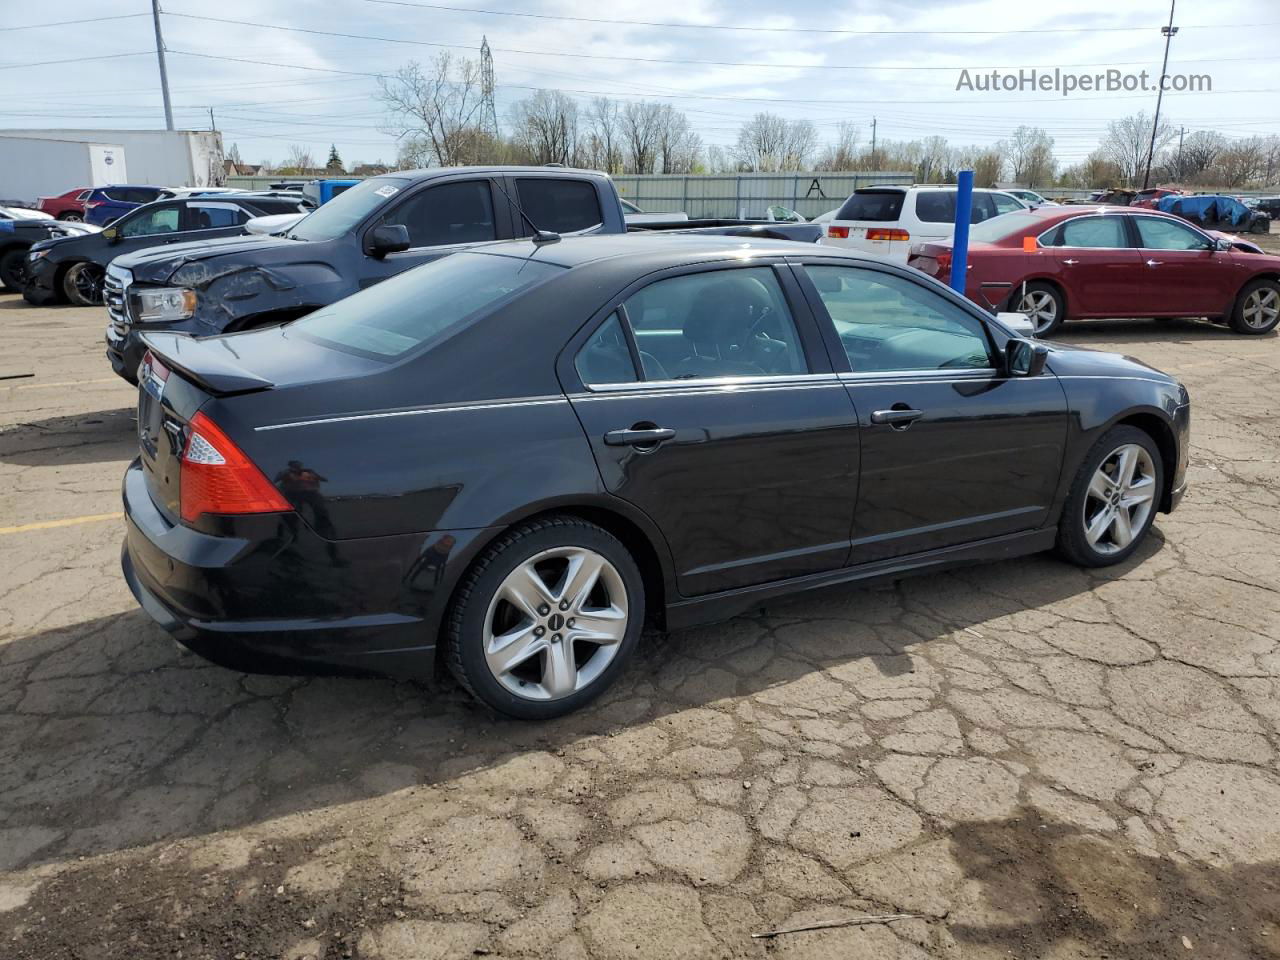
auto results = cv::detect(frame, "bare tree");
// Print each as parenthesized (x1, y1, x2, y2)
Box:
(282, 143, 315, 174)
(509, 90, 579, 166)
(1170, 129, 1224, 182)
(1263, 135, 1280, 188)
(585, 97, 623, 173)
(1100, 112, 1174, 185)
(1213, 136, 1266, 187)
(654, 104, 701, 174)
(377, 54, 489, 167)
(621, 101, 663, 173)
(734, 113, 817, 172)
(813, 123, 860, 172)
(705, 144, 738, 174)
(1008, 126, 1055, 186)
(917, 136, 951, 183)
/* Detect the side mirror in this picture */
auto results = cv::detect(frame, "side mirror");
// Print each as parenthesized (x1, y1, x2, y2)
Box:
(103, 226, 119, 243)
(1214, 237, 1232, 252)
(367, 223, 410, 258)
(1006, 338, 1049, 377)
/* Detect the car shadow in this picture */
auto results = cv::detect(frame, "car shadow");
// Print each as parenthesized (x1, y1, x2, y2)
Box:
(0, 407, 136, 467)
(0, 530, 1165, 874)
(1057, 317, 1272, 344)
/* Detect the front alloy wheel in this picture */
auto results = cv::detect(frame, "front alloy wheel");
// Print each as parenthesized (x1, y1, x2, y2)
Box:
(484, 546, 628, 701)
(1081, 444, 1157, 556)
(1234, 281, 1280, 334)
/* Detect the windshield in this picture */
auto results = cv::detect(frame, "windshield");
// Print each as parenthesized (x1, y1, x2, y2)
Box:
(968, 212, 1044, 243)
(290, 252, 563, 359)
(287, 176, 409, 242)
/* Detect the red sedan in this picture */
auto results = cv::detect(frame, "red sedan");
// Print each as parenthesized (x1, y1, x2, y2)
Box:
(36, 187, 91, 221)
(907, 206, 1280, 336)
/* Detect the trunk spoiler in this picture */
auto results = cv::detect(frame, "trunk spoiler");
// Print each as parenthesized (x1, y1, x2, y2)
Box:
(139, 332, 274, 396)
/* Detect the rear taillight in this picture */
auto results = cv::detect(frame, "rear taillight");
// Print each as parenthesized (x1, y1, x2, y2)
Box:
(827, 225, 849, 239)
(180, 411, 291, 523)
(867, 228, 911, 242)
(936, 251, 952, 274)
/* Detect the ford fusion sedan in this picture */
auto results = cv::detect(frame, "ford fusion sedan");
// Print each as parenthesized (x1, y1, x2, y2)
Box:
(122, 234, 1189, 719)
(907, 206, 1280, 336)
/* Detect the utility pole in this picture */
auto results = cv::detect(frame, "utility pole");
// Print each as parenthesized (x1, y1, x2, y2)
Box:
(1175, 125, 1184, 180)
(1141, 0, 1177, 190)
(151, 0, 174, 131)
(209, 107, 216, 132)
(870, 117, 877, 170)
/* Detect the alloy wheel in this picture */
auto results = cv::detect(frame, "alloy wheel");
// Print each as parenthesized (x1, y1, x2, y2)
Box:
(64, 262, 104, 306)
(1241, 287, 1280, 331)
(1082, 443, 1156, 555)
(1018, 290, 1057, 334)
(483, 546, 629, 701)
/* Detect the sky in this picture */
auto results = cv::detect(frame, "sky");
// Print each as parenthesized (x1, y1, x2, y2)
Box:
(2, 0, 1276, 170)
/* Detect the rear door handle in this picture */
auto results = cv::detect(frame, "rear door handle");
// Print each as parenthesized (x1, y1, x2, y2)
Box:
(1062, 258, 1079, 265)
(870, 408, 924, 427)
(1146, 259, 1164, 266)
(604, 427, 676, 446)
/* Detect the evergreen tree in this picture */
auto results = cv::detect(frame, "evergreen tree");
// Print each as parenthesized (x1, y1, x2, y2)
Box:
(326, 144, 344, 172)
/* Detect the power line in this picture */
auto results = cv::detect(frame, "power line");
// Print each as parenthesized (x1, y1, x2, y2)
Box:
(355, 0, 1277, 37)
(160, 12, 1280, 72)
(0, 51, 153, 71)
(0, 13, 150, 32)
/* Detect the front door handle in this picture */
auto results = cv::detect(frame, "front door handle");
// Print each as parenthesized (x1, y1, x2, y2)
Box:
(604, 427, 676, 447)
(1062, 258, 1079, 265)
(1146, 259, 1164, 267)
(870, 408, 924, 428)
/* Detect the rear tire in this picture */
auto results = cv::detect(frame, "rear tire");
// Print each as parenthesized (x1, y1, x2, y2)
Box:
(1056, 425, 1163, 568)
(61, 261, 104, 306)
(444, 516, 645, 720)
(0, 248, 27, 292)
(1229, 278, 1280, 335)
(56, 212, 83, 222)
(1013, 281, 1065, 336)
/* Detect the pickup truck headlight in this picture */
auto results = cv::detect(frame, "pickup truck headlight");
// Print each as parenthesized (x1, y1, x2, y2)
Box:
(133, 287, 197, 322)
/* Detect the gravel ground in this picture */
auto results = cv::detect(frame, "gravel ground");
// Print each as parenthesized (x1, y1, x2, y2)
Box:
(2, 290, 1279, 960)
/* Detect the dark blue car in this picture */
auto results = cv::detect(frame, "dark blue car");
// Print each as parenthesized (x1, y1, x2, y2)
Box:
(83, 185, 173, 226)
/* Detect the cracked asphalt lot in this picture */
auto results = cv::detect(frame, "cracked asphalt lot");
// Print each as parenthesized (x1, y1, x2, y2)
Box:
(2, 290, 1280, 960)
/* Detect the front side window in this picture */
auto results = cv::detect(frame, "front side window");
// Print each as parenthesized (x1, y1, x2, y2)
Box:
(1134, 216, 1210, 250)
(382, 180, 496, 248)
(515, 178, 603, 234)
(806, 265, 993, 373)
(290, 252, 561, 359)
(623, 267, 807, 380)
(575, 313, 637, 386)
(118, 206, 180, 237)
(1051, 216, 1127, 248)
(992, 192, 1025, 215)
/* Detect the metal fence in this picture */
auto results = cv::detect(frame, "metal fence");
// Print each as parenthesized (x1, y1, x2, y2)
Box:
(611, 172, 913, 219)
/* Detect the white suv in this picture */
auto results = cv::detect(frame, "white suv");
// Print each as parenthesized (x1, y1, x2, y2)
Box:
(823, 186, 1028, 263)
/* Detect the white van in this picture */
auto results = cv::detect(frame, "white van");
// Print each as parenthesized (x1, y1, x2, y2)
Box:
(823, 186, 1028, 263)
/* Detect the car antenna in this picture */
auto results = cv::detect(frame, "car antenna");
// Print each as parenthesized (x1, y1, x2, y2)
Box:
(488, 176, 560, 245)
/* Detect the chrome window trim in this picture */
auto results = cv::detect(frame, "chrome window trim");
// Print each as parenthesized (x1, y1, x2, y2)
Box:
(1035, 214, 1130, 251)
(839, 368, 1001, 384)
(255, 395, 568, 431)
(573, 372, 843, 399)
(1126, 214, 1215, 250)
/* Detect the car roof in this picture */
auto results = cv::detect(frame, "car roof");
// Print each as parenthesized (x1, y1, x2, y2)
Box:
(466, 232, 894, 270)
(854, 185, 1012, 195)
(375, 165, 613, 183)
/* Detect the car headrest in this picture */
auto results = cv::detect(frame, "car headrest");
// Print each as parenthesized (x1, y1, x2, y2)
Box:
(810, 270, 843, 294)
(684, 278, 768, 347)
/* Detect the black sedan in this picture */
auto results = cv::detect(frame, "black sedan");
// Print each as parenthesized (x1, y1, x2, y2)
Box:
(23, 194, 306, 307)
(121, 234, 1190, 719)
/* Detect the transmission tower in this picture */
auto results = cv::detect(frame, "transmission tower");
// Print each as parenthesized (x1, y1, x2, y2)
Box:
(479, 36, 500, 139)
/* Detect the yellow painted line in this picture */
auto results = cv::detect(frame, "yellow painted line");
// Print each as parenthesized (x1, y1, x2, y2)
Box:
(0, 512, 123, 535)
(12, 377, 121, 390)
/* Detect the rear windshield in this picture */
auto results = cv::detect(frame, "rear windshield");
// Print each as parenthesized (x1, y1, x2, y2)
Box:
(968, 212, 1045, 243)
(288, 176, 409, 242)
(290, 252, 563, 359)
(835, 191, 905, 222)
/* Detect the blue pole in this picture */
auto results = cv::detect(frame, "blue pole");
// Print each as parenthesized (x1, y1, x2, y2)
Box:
(949, 170, 974, 294)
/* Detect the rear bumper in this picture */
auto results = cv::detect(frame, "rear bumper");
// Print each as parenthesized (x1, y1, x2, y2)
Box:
(121, 458, 490, 679)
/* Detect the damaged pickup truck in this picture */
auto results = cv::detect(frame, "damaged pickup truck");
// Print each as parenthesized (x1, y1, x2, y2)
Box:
(104, 166, 822, 383)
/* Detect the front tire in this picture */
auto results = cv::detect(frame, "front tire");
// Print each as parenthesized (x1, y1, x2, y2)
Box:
(1014, 281, 1066, 336)
(0, 248, 27, 291)
(1057, 426, 1163, 567)
(62, 261, 104, 306)
(1229, 278, 1280, 335)
(57, 212, 83, 222)
(444, 516, 645, 720)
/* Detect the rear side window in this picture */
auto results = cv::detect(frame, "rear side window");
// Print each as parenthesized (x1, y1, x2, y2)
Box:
(291, 253, 561, 359)
(384, 180, 496, 248)
(187, 202, 248, 229)
(1052, 216, 1128, 248)
(575, 313, 637, 386)
(104, 188, 132, 203)
(916, 192, 995, 224)
(515, 178, 603, 234)
(128, 188, 161, 204)
(835, 192, 904, 222)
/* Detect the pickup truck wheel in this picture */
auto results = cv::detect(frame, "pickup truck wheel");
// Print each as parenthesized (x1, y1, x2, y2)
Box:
(1230, 278, 1280, 335)
(1014, 281, 1065, 336)
(444, 516, 644, 720)
(1057, 425, 1163, 568)
(0, 248, 28, 291)
(62, 262, 104, 306)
